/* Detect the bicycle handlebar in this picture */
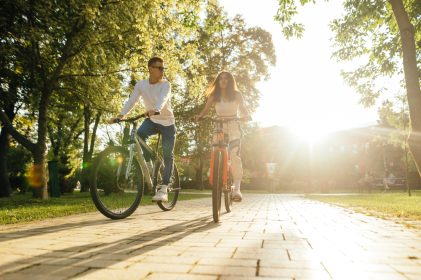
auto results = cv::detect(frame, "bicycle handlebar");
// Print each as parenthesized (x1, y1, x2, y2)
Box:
(196, 116, 249, 123)
(113, 112, 160, 123)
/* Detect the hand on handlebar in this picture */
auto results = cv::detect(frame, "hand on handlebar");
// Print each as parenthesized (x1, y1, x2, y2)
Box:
(146, 110, 160, 118)
(108, 115, 123, 124)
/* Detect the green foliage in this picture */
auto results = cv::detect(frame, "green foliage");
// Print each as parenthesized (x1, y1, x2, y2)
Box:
(276, 0, 420, 107)
(330, 0, 420, 107)
(175, 1, 276, 184)
(274, 0, 316, 39)
(0, 0, 206, 185)
(1, 0, 277, 194)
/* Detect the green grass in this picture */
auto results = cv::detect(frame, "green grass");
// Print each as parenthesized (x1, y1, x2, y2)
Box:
(306, 190, 421, 222)
(0, 190, 210, 225)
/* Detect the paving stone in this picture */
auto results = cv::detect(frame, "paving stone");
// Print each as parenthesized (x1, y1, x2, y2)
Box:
(145, 272, 217, 279)
(190, 264, 256, 276)
(0, 194, 420, 279)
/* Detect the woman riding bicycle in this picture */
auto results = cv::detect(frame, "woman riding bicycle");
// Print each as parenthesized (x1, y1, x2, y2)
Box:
(110, 56, 176, 203)
(195, 71, 251, 202)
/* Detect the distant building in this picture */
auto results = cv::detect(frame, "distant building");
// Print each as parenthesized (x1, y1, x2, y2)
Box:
(242, 125, 420, 192)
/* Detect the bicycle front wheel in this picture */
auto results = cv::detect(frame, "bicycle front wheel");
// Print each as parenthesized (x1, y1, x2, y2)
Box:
(212, 151, 223, 222)
(90, 146, 144, 219)
(153, 161, 180, 211)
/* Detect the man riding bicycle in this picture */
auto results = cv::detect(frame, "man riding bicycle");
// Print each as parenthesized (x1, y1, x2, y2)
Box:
(110, 57, 176, 202)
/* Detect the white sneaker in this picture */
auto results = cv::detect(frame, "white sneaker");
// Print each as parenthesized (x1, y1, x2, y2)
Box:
(152, 185, 168, 202)
(232, 188, 242, 202)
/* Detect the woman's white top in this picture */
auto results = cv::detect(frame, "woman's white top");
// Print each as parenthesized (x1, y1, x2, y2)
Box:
(215, 99, 239, 117)
(119, 79, 175, 126)
(215, 98, 241, 140)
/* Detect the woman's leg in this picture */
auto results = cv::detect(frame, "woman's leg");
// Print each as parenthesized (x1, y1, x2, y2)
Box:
(227, 121, 243, 201)
(230, 146, 243, 189)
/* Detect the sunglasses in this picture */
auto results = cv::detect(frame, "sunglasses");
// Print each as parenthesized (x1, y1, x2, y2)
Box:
(150, 65, 165, 71)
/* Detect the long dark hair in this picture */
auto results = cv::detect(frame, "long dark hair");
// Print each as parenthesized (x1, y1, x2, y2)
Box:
(206, 71, 239, 102)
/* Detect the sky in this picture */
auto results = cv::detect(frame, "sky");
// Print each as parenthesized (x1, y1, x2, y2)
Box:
(219, 0, 380, 138)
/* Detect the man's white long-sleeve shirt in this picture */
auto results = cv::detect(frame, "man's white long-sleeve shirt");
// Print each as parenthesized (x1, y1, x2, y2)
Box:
(119, 79, 175, 126)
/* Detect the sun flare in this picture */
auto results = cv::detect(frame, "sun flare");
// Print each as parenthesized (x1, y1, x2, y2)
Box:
(289, 122, 334, 144)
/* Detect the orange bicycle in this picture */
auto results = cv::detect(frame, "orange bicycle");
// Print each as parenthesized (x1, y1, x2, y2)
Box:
(202, 117, 244, 223)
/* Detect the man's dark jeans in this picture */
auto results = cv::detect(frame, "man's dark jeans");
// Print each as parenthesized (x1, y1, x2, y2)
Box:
(137, 118, 176, 185)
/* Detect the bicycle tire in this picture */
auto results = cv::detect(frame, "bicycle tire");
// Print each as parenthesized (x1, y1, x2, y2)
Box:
(212, 151, 223, 222)
(224, 171, 233, 213)
(154, 161, 180, 211)
(90, 146, 144, 219)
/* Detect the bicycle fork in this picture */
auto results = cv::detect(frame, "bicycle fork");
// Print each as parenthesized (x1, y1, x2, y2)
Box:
(209, 148, 229, 187)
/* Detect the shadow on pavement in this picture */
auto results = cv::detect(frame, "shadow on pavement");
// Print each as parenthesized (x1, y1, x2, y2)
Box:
(0, 215, 219, 278)
(0, 217, 124, 242)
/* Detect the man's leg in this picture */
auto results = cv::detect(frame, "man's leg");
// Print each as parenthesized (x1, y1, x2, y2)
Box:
(137, 119, 158, 162)
(159, 124, 176, 185)
(137, 119, 157, 194)
(151, 123, 175, 202)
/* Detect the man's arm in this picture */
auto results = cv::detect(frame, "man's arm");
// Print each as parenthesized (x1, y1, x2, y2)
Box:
(153, 81, 171, 112)
(119, 82, 142, 117)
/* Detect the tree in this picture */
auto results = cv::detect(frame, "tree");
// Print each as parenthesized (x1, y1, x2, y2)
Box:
(0, 0, 135, 198)
(178, 1, 276, 185)
(275, 0, 421, 176)
(0, 0, 205, 198)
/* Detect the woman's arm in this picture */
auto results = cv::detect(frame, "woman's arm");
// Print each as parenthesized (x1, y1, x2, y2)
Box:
(237, 92, 251, 120)
(197, 95, 215, 118)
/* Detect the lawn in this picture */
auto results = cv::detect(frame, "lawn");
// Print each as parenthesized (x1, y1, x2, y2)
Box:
(0, 190, 210, 225)
(306, 190, 421, 223)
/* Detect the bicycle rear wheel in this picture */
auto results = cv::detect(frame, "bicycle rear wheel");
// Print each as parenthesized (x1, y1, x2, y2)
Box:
(90, 146, 144, 219)
(224, 171, 233, 213)
(212, 151, 223, 222)
(154, 161, 180, 211)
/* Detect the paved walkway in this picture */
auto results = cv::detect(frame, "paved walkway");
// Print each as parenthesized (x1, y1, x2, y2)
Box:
(0, 194, 420, 280)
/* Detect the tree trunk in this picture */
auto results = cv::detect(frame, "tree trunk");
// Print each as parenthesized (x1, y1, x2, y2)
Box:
(31, 89, 51, 199)
(80, 108, 101, 192)
(81, 106, 91, 192)
(30, 148, 48, 199)
(88, 112, 101, 160)
(0, 80, 18, 197)
(199, 154, 204, 190)
(48, 115, 64, 160)
(390, 0, 421, 176)
(0, 129, 12, 197)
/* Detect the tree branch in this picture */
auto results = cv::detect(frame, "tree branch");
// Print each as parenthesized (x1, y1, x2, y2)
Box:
(0, 111, 36, 152)
(88, 111, 102, 160)
(58, 67, 144, 79)
(64, 115, 83, 145)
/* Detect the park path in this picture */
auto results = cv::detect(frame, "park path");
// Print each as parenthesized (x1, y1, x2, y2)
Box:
(0, 194, 420, 279)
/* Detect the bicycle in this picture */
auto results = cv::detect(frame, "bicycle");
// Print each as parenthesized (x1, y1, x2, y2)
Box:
(199, 117, 244, 223)
(90, 113, 180, 219)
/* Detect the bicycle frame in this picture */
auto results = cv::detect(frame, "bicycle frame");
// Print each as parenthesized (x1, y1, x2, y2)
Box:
(125, 121, 163, 191)
(209, 123, 230, 188)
